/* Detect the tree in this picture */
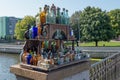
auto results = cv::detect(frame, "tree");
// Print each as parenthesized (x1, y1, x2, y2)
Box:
(108, 9, 120, 38)
(14, 16, 35, 40)
(79, 6, 113, 46)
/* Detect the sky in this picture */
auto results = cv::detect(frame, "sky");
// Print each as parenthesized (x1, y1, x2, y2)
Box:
(0, 0, 120, 18)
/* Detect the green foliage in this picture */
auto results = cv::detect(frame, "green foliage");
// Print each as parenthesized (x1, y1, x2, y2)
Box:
(108, 9, 120, 38)
(14, 16, 35, 40)
(79, 6, 113, 46)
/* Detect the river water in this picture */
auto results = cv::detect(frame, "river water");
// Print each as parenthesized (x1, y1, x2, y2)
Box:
(0, 53, 19, 80)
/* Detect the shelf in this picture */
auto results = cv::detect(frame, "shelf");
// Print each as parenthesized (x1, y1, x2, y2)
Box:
(20, 58, 89, 72)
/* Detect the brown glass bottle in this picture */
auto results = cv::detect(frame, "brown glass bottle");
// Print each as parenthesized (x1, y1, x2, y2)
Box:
(22, 50, 28, 64)
(32, 53, 38, 66)
(40, 5, 47, 25)
(37, 7, 42, 37)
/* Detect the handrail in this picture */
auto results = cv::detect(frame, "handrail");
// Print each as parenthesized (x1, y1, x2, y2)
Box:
(20, 41, 26, 63)
(91, 52, 120, 67)
(20, 50, 23, 63)
(90, 52, 120, 80)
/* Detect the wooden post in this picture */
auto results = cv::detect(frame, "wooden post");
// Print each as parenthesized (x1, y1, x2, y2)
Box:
(72, 40, 74, 50)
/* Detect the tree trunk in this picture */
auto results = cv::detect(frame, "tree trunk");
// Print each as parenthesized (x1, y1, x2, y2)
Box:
(95, 41, 98, 47)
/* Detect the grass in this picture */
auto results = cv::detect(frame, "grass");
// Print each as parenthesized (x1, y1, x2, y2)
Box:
(90, 58, 102, 64)
(80, 41, 120, 47)
(90, 58, 102, 61)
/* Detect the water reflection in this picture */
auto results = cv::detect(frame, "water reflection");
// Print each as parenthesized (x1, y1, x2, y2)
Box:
(0, 53, 19, 80)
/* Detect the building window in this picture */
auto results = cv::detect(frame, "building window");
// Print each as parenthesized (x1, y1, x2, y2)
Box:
(9, 25, 12, 28)
(9, 30, 13, 34)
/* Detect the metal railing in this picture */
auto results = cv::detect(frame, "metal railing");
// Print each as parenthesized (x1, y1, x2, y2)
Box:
(90, 52, 120, 80)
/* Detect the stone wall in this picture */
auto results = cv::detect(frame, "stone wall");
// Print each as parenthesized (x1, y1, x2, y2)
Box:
(64, 70, 89, 80)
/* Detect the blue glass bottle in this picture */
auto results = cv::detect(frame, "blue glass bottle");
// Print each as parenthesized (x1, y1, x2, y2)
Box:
(70, 28, 74, 36)
(27, 54, 32, 64)
(32, 26, 38, 39)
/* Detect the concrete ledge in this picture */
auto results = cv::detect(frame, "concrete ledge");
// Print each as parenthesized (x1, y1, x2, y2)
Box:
(10, 64, 48, 80)
(47, 62, 90, 80)
(0, 48, 22, 53)
(0, 44, 23, 53)
(10, 61, 90, 80)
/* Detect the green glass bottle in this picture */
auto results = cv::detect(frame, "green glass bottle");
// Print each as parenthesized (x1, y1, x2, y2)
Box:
(50, 9, 56, 24)
(56, 7, 61, 24)
(62, 8, 66, 24)
(50, 4, 56, 24)
(46, 6, 51, 24)
(65, 10, 69, 25)
(61, 12, 64, 24)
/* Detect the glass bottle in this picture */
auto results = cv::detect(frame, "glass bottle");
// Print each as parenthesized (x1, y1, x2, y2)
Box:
(40, 5, 47, 25)
(51, 4, 56, 16)
(50, 9, 56, 24)
(37, 25, 41, 38)
(32, 25, 38, 39)
(70, 28, 74, 36)
(22, 50, 28, 64)
(50, 4, 56, 24)
(44, 40, 49, 49)
(56, 7, 61, 24)
(65, 10, 69, 25)
(27, 50, 32, 65)
(42, 41, 45, 48)
(37, 7, 42, 37)
(32, 51, 38, 66)
(29, 27, 33, 39)
(37, 52, 42, 67)
(46, 6, 51, 24)
(62, 8, 66, 24)
(36, 7, 41, 27)
(61, 12, 64, 24)
(36, 52, 41, 61)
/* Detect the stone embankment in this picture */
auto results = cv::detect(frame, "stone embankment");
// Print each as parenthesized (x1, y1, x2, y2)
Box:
(77, 47, 120, 58)
(0, 43, 23, 53)
(77, 46, 120, 51)
(0, 43, 120, 54)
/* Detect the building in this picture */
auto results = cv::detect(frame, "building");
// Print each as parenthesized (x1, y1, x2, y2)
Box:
(0, 16, 20, 39)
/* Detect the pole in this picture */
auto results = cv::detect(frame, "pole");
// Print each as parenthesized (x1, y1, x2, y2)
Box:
(77, 18, 80, 44)
(78, 19, 80, 42)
